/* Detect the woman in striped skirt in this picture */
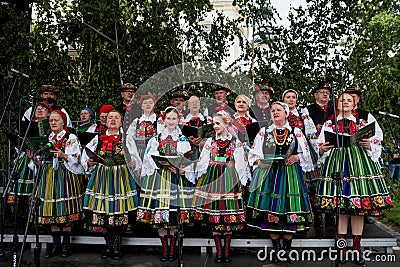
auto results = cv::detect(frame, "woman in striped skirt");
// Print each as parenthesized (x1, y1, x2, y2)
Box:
(315, 93, 392, 264)
(82, 110, 141, 260)
(247, 102, 314, 263)
(192, 111, 247, 263)
(27, 110, 85, 258)
(137, 107, 193, 262)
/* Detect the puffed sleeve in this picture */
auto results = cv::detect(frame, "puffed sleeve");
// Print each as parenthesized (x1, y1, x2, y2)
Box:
(63, 134, 85, 174)
(141, 136, 160, 177)
(233, 139, 247, 185)
(316, 120, 332, 165)
(177, 136, 192, 155)
(364, 119, 383, 162)
(301, 107, 318, 149)
(190, 138, 212, 180)
(293, 127, 313, 172)
(248, 127, 265, 168)
(125, 133, 142, 174)
(81, 135, 99, 175)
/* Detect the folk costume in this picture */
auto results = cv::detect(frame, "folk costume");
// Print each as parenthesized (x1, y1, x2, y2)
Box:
(126, 113, 158, 158)
(138, 125, 192, 261)
(315, 112, 392, 263)
(191, 130, 247, 263)
(30, 127, 85, 258)
(82, 128, 141, 259)
(315, 114, 392, 216)
(247, 123, 313, 233)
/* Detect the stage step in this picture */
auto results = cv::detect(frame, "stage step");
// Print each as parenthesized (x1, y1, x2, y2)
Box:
(2, 235, 397, 254)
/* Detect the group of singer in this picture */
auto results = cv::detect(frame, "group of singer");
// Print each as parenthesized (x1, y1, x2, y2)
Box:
(7, 81, 393, 264)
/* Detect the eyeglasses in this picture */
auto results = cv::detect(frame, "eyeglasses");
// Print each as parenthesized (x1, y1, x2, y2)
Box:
(123, 90, 135, 94)
(36, 107, 48, 111)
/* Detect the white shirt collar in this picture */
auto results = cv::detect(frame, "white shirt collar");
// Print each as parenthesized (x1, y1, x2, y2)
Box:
(266, 121, 292, 133)
(159, 126, 181, 141)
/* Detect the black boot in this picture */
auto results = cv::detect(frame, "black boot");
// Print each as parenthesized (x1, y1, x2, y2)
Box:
(282, 238, 295, 264)
(61, 233, 72, 258)
(45, 232, 61, 258)
(224, 234, 232, 263)
(352, 235, 365, 265)
(270, 238, 281, 263)
(112, 234, 122, 260)
(313, 212, 323, 229)
(160, 236, 168, 262)
(101, 233, 113, 259)
(213, 235, 223, 263)
(169, 234, 177, 261)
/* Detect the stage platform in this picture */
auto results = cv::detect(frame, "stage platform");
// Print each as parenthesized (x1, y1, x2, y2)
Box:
(2, 219, 398, 254)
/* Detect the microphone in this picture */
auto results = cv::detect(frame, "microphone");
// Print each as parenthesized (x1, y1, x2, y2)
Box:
(378, 111, 400, 119)
(26, 95, 57, 104)
(10, 68, 30, 79)
(35, 140, 57, 154)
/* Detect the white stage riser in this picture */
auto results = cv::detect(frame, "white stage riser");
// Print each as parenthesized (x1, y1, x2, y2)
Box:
(2, 235, 397, 254)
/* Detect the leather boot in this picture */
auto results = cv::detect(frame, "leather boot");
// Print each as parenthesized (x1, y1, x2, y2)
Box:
(270, 238, 281, 263)
(61, 233, 72, 258)
(45, 232, 61, 258)
(213, 235, 223, 263)
(352, 235, 365, 265)
(282, 238, 295, 264)
(159, 236, 168, 262)
(224, 234, 232, 263)
(337, 234, 347, 264)
(101, 233, 113, 259)
(169, 234, 177, 261)
(313, 212, 323, 229)
(112, 234, 121, 260)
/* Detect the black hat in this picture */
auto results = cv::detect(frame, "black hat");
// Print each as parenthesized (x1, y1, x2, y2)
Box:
(311, 80, 331, 94)
(211, 83, 230, 92)
(253, 84, 274, 97)
(169, 90, 189, 100)
(120, 83, 136, 92)
(38, 84, 60, 95)
(345, 85, 362, 96)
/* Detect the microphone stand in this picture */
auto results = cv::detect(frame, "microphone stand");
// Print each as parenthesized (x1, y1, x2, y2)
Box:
(0, 73, 19, 258)
(0, 100, 40, 266)
(0, 74, 30, 262)
(18, 151, 46, 267)
(174, 155, 185, 267)
(329, 79, 346, 267)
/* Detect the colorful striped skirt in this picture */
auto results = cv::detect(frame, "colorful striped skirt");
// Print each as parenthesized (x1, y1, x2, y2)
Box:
(192, 161, 245, 232)
(35, 162, 85, 225)
(83, 164, 138, 231)
(246, 161, 312, 233)
(315, 146, 393, 216)
(137, 168, 195, 227)
(8, 155, 35, 203)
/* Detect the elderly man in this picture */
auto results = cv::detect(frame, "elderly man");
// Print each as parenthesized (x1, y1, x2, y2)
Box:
(249, 84, 274, 127)
(301, 80, 334, 229)
(22, 85, 72, 127)
(203, 83, 235, 121)
(115, 83, 142, 126)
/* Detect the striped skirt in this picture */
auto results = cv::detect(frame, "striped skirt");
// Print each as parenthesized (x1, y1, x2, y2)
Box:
(8, 155, 35, 203)
(83, 164, 138, 230)
(35, 162, 85, 225)
(137, 168, 195, 227)
(192, 161, 245, 232)
(246, 161, 312, 233)
(315, 146, 393, 216)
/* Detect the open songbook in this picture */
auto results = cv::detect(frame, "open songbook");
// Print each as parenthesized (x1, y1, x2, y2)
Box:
(151, 155, 192, 169)
(181, 123, 214, 139)
(84, 147, 126, 166)
(324, 122, 376, 147)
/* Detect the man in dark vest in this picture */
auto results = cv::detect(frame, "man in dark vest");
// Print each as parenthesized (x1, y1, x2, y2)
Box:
(249, 84, 274, 128)
(302, 80, 335, 229)
(115, 83, 142, 129)
(204, 83, 235, 121)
